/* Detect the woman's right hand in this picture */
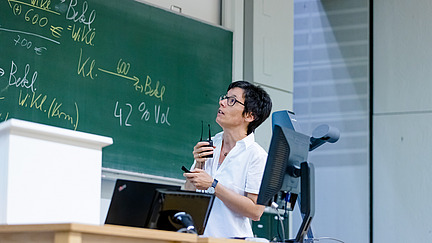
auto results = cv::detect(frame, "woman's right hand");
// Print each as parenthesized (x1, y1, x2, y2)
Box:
(193, 141, 215, 165)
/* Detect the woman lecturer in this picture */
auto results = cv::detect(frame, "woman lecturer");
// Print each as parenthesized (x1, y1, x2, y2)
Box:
(184, 80, 272, 238)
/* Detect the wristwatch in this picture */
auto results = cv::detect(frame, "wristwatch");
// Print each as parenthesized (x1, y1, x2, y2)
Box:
(207, 179, 218, 194)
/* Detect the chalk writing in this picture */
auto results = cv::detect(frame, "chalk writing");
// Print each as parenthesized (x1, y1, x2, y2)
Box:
(11, 2, 22, 15)
(29, 0, 52, 11)
(138, 102, 150, 121)
(49, 98, 80, 130)
(0, 112, 10, 122)
(13, 34, 47, 55)
(117, 59, 130, 75)
(0, 26, 60, 45)
(34, 46, 47, 55)
(8, 0, 61, 39)
(67, 24, 95, 46)
(18, 90, 79, 130)
(98, 67, 139, 82)
(14, 34, 32, 48)
(8, 0, 60, 15)
(18, 89, 45, 109)
(114, 101, 171, 127)
(134, 75, 165, 101)
(66, 0, 96, 31)
(50, 25, 63, 38)
(77, 48, 96, 79)
(9, 60, 38, 93)
(114, 101, 132, 127)
(0, 95, 8, 122)
(25, 9, 48, 28)
(154, 105, 170, 125)
(0, 67, 4, 77)
(98, 59, 166, 102)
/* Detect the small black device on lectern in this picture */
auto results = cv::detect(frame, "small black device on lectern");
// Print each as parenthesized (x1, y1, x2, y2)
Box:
(105, 179, 180, 228)
(105, 179, 214, 235)
(148, 189, 215, 235)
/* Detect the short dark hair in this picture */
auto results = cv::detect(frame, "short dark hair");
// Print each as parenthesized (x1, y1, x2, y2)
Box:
(227, 81, 272, 135)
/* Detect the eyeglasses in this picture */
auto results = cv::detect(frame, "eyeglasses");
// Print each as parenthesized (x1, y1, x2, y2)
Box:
(219, 95, 245, 107)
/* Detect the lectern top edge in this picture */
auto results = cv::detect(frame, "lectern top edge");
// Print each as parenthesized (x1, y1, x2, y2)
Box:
(0, 119, 113, 148)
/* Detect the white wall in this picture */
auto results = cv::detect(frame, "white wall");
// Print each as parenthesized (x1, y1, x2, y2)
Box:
(293, 1, 370, 242)
(244, 0, 294, 151)
(374, 0, 432, 242)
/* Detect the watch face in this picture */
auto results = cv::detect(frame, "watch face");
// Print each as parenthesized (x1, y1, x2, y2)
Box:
(208, 187, 215, 194)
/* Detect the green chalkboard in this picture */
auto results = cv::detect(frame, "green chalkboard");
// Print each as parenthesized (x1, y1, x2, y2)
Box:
(0, 0, 232, 179)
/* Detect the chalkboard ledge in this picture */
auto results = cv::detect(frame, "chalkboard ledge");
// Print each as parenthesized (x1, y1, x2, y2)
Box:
(101, 167, 185, 187)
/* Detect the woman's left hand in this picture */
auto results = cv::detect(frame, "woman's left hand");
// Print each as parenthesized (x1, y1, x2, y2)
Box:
(183, 169, 213, 190)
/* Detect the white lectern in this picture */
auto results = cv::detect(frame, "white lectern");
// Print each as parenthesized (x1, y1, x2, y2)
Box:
(0, 119, 113, 225)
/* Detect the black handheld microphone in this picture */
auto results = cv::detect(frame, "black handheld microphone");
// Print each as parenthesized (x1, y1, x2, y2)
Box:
(172, 212, 197, 234)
